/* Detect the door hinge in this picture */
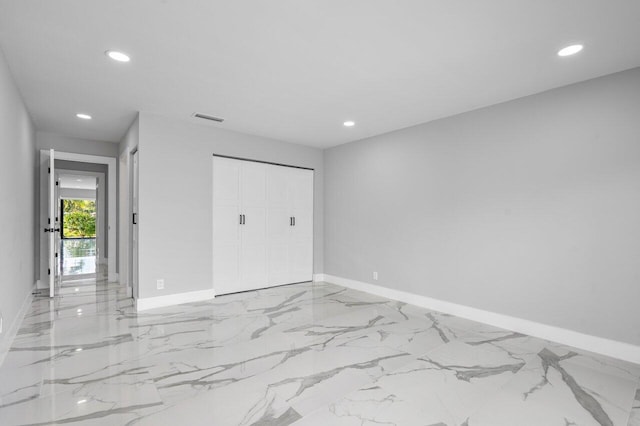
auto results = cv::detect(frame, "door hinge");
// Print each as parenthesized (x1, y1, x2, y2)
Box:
(55, 253, 58, 258)
(48, 167, 50, 173)
(48, 268, 51, 275)
(48, 218, 51, 224)
(56, 181, 59, 186)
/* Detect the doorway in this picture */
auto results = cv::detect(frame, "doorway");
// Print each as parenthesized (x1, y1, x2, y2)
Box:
(60, 197, 97, 278)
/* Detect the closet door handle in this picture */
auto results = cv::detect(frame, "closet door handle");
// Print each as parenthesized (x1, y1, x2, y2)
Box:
(243, 214, 246, 225)
(239, 214, 243, 225)
(290, 217, 293, 226)
(293, 216, 295, 226)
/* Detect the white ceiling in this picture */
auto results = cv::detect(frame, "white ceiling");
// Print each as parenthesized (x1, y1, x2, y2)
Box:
(0, 1, 639, 148)
(59, 174, 97, 190)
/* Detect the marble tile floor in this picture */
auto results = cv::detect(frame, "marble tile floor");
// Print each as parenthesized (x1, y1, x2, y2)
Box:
(0, 280, 639, 425)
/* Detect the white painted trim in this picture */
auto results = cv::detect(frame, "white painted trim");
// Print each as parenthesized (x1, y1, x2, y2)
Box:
(313, 273, 325, 283)
(54, 151, 117, 282)
(322, 274, 640, 365)
(136, 289, 216, 312)
(0, 283, 36, 367)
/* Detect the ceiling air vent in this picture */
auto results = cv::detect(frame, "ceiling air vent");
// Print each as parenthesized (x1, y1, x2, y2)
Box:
(192, 113, 224, 123)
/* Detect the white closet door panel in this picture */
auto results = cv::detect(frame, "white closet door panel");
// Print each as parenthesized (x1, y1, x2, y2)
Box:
(289, 240, 313, 283)
(241, 206, 267, 288)
(242, 207, 266, 246)
(267, 208, 290, 244)
(267, 243, 289, 286)
(213, 245, 240, 295)
(241, 161, 267, 206)
(213, 205, 240, 245)
(267, 165, 290, 207)
(213, 157, 240, 206)
(289, 168, 314, 210)
(292, 208, 313, 242)
(241, 244, 267, 288)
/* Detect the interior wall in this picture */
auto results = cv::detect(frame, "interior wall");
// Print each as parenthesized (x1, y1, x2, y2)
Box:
(37, 131, 119, 158)
(0, 48, 35, 341)
(136, 112, 324, 299)
(324, 67, 640, 346)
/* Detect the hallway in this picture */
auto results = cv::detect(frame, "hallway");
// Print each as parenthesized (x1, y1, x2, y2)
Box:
(1, 281, 639, 425)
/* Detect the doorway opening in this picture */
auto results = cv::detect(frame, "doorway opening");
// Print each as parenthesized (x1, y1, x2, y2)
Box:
(39, 149, 118, 298)
(60, 198, 97, 277)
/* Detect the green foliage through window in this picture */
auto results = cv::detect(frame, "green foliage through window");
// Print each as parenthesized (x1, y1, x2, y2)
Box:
(63, 199, 96, 238)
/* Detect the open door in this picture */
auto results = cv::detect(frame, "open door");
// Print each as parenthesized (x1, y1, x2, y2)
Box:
(43, 149, 61, 297)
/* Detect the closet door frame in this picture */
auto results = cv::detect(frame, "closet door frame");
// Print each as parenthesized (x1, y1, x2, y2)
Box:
(212, 154, 315, 294)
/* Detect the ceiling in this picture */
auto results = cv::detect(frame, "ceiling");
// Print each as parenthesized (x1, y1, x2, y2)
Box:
(0, 1, 639, 148)
(59, 174, 97, 190)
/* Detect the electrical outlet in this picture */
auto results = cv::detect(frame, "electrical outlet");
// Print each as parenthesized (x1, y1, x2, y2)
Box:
(156, 279, 165, 290)
(373, 272, 378, 281)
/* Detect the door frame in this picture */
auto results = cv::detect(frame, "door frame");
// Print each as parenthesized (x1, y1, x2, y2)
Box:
(39, 151, 118, 283)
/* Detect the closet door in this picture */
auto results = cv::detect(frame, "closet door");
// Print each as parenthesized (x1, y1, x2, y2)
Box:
(239, 161, 268, 290)
(266, 165, 292, 286)
(212, 157, 241, 295)
(289, 168, 314, 283)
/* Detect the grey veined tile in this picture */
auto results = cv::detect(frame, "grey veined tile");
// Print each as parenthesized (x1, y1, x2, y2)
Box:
(1, 280, 639, 426)
(626, 386, 640, 426)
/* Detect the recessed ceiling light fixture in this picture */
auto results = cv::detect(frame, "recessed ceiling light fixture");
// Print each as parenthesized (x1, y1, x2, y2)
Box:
(76, 113, 92, 120)
(558, 44, 583, 57)
(105, 50, 131, 62)
(343, 121, 355, 127)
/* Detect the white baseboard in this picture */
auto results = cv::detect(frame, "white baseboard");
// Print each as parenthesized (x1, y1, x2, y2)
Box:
(136, 289, 216, 312)
(322, 274, 640, 365)
(313, 273, 326, 283)
(0, 283, 36, 367)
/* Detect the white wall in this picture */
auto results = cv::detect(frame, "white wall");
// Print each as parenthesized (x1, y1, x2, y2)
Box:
(0, 48, 35, 343)
(37, 131, 118, 158)
(135, 112, 323, 299)
(324, 67, 640, 346)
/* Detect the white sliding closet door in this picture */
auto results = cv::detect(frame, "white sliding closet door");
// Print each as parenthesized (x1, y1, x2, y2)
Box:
(213, 156, 313, 295)
(267, 166, 292, 287)
(212, 157, 241, 295)
(239, 161, 267, 290)
(288, 168, 314, 284)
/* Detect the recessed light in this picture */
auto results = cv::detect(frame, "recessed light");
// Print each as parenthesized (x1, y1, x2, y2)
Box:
(77, 399, 87, 405)
(76, 113, 92, 120)
(105, 50, 131, 62)
(343, 121, 355, 127)
(558, 44, 583, 57)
